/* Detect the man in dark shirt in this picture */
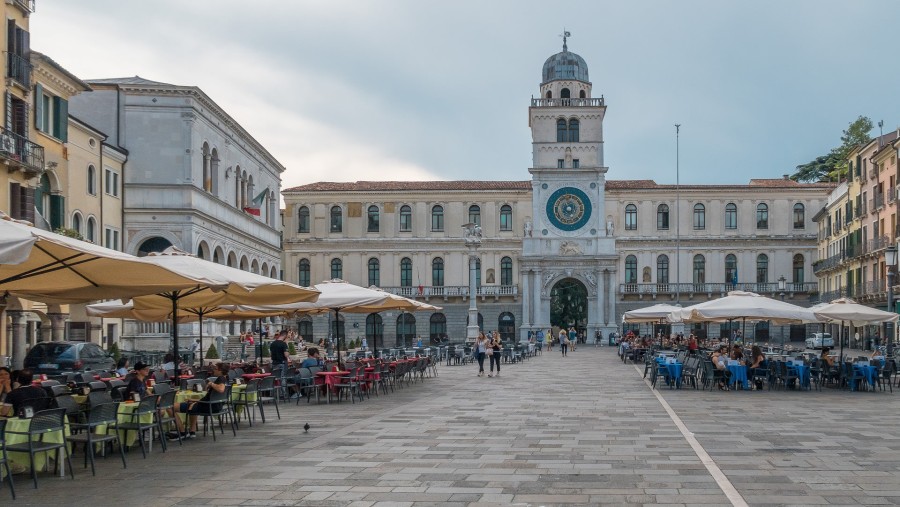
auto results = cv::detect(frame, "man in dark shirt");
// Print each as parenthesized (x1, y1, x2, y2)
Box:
(0, 368, 48, 417)
(270, 331, 289, 367)
(124, 361, 150, 401)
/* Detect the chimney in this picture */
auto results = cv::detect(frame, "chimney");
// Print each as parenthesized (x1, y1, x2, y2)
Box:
(783, 174, 789, 180)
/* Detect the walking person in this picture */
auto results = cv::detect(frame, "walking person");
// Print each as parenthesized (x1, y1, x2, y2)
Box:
(569, 327, 577, 351)
(547, 328, 554, 352)
(475, 332, 489, 377)
(559, 328, 568, 357)
(488, 333, 502, 377)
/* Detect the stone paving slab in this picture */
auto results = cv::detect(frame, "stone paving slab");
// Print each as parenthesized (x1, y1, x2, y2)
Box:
(8, 346, 900, 506)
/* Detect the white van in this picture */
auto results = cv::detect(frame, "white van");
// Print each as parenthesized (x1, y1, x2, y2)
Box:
(805, 332, 834, 349)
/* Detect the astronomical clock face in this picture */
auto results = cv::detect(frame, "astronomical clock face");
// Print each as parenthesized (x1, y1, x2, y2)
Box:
(546, 186, 592, 232)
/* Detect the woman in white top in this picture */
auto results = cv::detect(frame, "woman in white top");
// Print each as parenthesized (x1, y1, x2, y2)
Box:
(475, 332, 489, 377)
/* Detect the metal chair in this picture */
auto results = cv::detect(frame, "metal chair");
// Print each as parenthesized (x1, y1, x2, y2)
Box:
(0, 419, 15, 499)
(232, 379, 263, 427)
(155, 390, 182, 446)
(257, 376, 280, 420)
(193, 386, 236, 441)
(5, 408, 75, 488)
(117, 394, 163, 458)
(66, 402, 127, 476)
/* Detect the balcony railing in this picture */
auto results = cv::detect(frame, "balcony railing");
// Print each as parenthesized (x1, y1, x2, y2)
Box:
(530, 97, 604, 107)
(11, 0, 35, 13)
(619, 282, 817, 296)
(6, 52, 31, 88)
(0, 126, 44, 177)
(381, 285, 518, 299)
(871, 192, 885, 211)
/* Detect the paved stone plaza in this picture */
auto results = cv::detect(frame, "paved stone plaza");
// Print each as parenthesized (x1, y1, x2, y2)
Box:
(12, 348, 900, 506)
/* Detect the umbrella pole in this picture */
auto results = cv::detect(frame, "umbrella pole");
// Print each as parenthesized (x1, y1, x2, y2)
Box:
(197, 309, 204, 369)
(171, 295, 180, 370)
(335, 309, 342, 370)
(839, 320, 845, 364)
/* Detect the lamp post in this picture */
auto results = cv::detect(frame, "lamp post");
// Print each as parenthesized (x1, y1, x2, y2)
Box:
(885, 244, 898, 355)
(778, 275, 786, 350)
(675, 124, 681, 306)
(462, 223, 482, 344)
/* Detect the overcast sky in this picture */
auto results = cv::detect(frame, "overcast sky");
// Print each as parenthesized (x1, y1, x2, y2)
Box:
(32, 0, 900, 190)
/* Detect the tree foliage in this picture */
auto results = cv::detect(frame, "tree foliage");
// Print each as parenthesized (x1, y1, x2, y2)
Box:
(791, 116, 873, 182)
(550, 280, 587, 329)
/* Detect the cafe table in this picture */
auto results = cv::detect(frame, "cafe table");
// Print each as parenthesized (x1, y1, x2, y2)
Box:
(240, 373, 271, 381)
(315, 371, 348, 403)
(787, 362, 811, 389)
(3, 415, 71, 477)
(726, 363, 749, 390)
(854, 364, 878, 390)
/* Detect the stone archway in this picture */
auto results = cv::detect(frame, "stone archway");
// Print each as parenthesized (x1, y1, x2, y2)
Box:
(550, 277, 588, 336)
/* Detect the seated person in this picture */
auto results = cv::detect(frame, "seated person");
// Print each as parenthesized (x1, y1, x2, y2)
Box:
(0, 367, 11, 405)
(711, 345, 733, 391)
(124, 361, 151, 401)
(749, 345, 766, 390)
(115, 357, 130, 377)
(0, 369, 49, 417)
(300, 347, 323, 369)
(820, 347, 835, 367)
(170, 362, 228, 439)
(161, 353, 176, 373)
(731, 344, 744, 362)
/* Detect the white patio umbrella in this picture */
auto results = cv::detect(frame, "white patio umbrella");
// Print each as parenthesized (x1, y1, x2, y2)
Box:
(675, 291, 820, 324)
(0, 216, 35, 264)
(623, 303, 684, 347)
(813, 298, 899, 362)
(128, 248, 319, 363)
(0, 219, 217, 304)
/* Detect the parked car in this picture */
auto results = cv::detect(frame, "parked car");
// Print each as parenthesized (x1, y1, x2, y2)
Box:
(24, 341, 115, 374)
(805, 332, 834, 350)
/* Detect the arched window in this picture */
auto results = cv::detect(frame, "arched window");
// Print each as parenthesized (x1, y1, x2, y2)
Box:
(499, 204, 513, 231)
(500, 256, 513, 285)
(368, 257, 380, 287)
(725, 254, 737, 286)
(71, 212, 82, 235)
(298, 258, 310, 287)
(87, 165, 96, 195)
(657, 204, 669, 230)
(468, 204, 481, 226)
(567, 119, 579, 142)
(793, 254, 804, 284)
(474, 258, 482, 288)
(396, 313, 416, 347)
(400, 257, 413, 287)
(297, 206, 309, 233)
(756, 254, 768, 283)
(366, 313, 383, 349)
(656, 255, 669, 284)
(579, 89, 586, 98)
(431, 205, 444, 231)
(560, 88, 571, 99)
(545, 90, 552, 99)
(556, 118, 567, 142)
(330, 258, 342, 279)
(399, 205, 412, 232)
(432, 257, 444, 286)
(725, 203, 737, 229)
(367, 205, 380, 232)
(793, 203, 805, 229)
(498, 312, 515, 340)
(693, 204, 706, 230)
(625, 204, 637, 230)
(625, 255, 637, 284)
(429, 313, 447, 344)
(756, 203, 768, 229)
(693, 254, 706, 284)
(330, 206, 342, 232)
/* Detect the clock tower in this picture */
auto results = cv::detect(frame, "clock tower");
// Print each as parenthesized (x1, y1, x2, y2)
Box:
(520, 35, 618, 342)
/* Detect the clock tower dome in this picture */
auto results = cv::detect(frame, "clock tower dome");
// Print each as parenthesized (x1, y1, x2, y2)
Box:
(519, 34, 618, 342)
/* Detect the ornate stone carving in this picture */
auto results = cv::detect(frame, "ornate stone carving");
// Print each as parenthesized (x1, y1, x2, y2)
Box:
(560, 241, 582, 255)
(585, 272, 597, 287)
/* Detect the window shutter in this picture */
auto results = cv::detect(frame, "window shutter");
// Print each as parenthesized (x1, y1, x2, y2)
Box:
(34, 83, 42, 131)
(20, 185, 33, 224)
(50, 194, 63, 230)
(6, 20, 15, 56)
(57, 97, 67, 142)
(32, 180, 43, 215)
(4, 91, 10, 130)
(9, 182, 20, 219)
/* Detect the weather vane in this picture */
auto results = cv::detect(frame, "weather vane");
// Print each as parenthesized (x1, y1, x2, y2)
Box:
(560, 29, 571, 51)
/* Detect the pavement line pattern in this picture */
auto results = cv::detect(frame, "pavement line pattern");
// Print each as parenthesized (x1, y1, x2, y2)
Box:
(636, 364, 750, 507)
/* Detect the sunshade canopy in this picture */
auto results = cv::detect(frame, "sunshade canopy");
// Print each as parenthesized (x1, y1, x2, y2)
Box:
(673, 290, 820, 324)
(0, 216, 35, 264)
(86, 300, 286, 322)
(0, 220, 212, 303)
(812, 297, 899, 326)
(622, 303, 684, 323)
(249, 279, 397, 315)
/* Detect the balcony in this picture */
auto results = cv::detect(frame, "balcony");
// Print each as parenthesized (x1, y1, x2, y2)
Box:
(871, 192, 885, 211)
(857, 201, 868, 218)
(0, 126, 44, 177)
(530, 97, 604, 107)
(6, 52, 31, 88)
(9, 0, 35, 13)
(865, 235, 890, 257)
(812, 251, 845, 274)
(618, 282, 818, 298)
(381, 285, 519, 301)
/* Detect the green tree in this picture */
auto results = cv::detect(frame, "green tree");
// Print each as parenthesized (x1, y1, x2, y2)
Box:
(550, 280, 588, 330)
(288, 341, 297, 355)
(108, 342, 121, 362)
(791, 116, 873, 182)
(205, 343, 219, 359)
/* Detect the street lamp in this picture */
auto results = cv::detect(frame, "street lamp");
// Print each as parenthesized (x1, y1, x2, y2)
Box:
(778, 275, 786, 350)
(885, 244, 898, 354)
(462, 223, 482, 344)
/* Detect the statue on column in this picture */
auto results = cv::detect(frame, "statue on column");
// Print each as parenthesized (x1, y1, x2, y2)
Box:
(524, 219, 533, 237)
(606, 215, 615, 236)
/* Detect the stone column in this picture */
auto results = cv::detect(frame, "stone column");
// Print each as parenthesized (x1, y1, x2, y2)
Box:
(522, 269, 531, 326)
(48, 312, 67, 342)
(9, 311, 26, 369)
(606, 270, 615, 328)
(595, 269, 604, 344)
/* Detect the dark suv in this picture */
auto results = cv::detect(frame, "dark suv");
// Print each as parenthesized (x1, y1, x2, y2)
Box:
(24, 341, 115, 374)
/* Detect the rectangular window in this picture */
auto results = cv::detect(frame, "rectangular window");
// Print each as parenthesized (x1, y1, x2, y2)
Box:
(34, 85, 68, 141)
(105, 168, 119, 197)
(557, 159, 564, 168)
(104, 228, 120, 250)
(572, 159, 579, 168)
